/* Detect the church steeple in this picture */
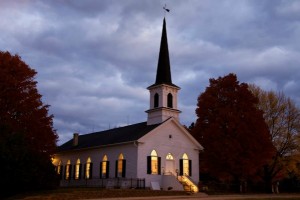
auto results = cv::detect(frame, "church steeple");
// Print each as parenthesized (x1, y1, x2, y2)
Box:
(146, 18, 181, 125)
(155, 18, 172, 85)
(151, 18, 178, 88)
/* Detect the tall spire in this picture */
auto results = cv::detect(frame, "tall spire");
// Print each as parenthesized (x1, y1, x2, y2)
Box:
(146, 17, 181, 125)
(155, 17, 172, 85)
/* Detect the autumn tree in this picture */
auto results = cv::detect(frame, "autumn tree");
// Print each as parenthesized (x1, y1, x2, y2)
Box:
(192, 73, 275, 191)
(249, 85, 300, 191)
(0, 51, 58, 197)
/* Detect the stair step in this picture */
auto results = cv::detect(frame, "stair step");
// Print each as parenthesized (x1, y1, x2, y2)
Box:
(178, 176, 198, 193)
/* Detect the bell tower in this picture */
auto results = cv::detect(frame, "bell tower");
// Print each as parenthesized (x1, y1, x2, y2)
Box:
(146, 18, 181, 125)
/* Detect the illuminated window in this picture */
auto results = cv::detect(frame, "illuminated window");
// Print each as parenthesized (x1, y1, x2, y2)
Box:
(118, 154, 123, 177)
(115, 154, 126, 178)
(183, 154, 189, 175)
(118, 160, 123, 176)
(180, 153, 191, 176)
(57, 160, 62, 174)
(166, 153, 174, 160)
(75, 159, 81, 180)
(147, 150, 161, 175)
(55, 160, 63, 180)
(182, 153, 188, 159)
(151, 150, 158, 174)
(85, 157, 92, 179)
(65, 160, 71, 180)
(101, 155, 109, 178)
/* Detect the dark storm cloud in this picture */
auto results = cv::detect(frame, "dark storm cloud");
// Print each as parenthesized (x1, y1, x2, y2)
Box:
(1, 0, 300, 144)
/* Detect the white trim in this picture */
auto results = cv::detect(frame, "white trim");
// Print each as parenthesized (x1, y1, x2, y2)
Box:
(147, 83, 180, 90)
(138, 117, 203, 150)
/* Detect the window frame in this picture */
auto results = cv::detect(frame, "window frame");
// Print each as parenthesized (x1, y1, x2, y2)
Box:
(74, 159, 81, 180)
(147, 150, 161, 175)
(100, 155, 109, 179)
(179, 153, 192, 176)
(65, 160, 71, 180)
(85, 157, 93, 179)
(115, 154, 126, 178)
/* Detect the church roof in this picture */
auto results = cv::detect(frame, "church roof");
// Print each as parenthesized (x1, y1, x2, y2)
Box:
(149, 18, 179, 89)
(58, 122, 161, 152)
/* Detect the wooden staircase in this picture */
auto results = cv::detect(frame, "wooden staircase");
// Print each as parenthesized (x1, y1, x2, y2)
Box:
(178, 175, 199, 193)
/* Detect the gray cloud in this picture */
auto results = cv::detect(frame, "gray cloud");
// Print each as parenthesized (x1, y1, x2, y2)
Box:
(1, 0, 300, 144)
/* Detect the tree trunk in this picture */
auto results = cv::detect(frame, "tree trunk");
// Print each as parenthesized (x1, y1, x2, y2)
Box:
(263, 165, 274, 193)
(264, 178, 273, 193)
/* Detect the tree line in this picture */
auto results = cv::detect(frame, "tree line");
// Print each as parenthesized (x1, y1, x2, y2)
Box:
(190, 73, 300, 193)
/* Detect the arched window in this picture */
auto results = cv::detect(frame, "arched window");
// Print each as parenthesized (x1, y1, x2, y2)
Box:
(56, 160, 62, 174)
(65, 160, 71, 180)
(180, 153, 191, 176)
(103, 155, 108, 161)
(115, 154, 126, 178)
(85, 157, 93, 179)
(147, 150, 161, 175)
(101, 155, 109, 179)
(56, 160, 63, 179)
(166, 153, 174, 160)
(154, 93, 159, 108)
(167, 93, 173, 108)
(183, 153, 188, 159)
(75, 159, 82, 180)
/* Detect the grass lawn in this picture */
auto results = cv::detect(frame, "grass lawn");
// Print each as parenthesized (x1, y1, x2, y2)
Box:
(8, 188, 187, 200)
(238, 199, 300, 200)
(7, 188, 300, 200)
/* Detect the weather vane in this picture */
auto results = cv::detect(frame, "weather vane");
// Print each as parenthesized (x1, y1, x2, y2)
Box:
(163, 4, 170, 16)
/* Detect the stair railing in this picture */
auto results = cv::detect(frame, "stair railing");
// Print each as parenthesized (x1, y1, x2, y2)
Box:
(181, 173, 199, 193)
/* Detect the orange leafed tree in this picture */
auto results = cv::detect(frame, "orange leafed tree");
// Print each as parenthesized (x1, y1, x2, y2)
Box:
(0, 51, 58, 197)
(192, 74, 275, 188)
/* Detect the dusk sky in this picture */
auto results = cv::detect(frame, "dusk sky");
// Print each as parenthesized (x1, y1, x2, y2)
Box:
(1, 0, 300, 144)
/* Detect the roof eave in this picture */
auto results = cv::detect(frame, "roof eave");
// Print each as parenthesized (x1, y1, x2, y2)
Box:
(56, 140, 137, 154)
(147, 83, 180, 90)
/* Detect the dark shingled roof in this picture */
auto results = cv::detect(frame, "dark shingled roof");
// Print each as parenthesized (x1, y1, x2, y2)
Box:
(149, 18, 179, 89)
(58, 122, 161, 152)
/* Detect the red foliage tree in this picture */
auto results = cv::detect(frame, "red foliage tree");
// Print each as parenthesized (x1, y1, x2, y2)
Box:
(0, 51, 58, 197)
(192, 74, 275, 187)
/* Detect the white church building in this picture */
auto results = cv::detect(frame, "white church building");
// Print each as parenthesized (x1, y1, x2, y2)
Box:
(53, 18, 203, 193)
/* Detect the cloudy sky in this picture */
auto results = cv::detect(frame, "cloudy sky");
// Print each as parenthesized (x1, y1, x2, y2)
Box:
(1, 0, 300, 144)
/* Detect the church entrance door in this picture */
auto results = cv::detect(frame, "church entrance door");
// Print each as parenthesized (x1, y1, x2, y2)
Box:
(165, 160, 175, 175)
